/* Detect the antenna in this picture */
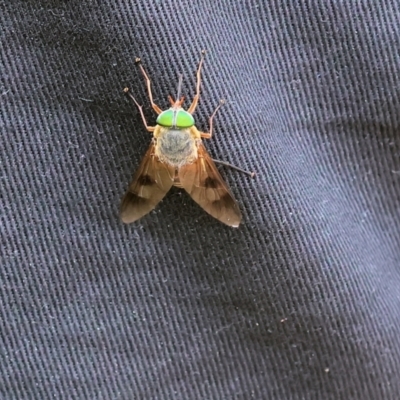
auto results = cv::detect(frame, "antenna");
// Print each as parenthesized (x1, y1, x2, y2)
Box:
(176, 73, 183, 101)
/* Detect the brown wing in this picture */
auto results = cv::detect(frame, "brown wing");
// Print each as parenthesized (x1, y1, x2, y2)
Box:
(178, 143, 242, 227)
(120, 143, 175, 223)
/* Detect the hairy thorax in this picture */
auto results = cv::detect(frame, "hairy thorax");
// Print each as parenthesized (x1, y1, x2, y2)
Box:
(155, 127, 198, 167)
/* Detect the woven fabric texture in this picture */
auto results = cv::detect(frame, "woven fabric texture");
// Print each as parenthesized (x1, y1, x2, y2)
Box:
(1, 1, 400, 399)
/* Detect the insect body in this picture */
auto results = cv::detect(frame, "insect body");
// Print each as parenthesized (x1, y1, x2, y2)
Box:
(120, 51, 243, 227)
(155, 124, 198, 168)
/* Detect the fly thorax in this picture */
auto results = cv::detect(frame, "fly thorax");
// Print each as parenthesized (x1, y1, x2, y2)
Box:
(156, 128, 197, 167)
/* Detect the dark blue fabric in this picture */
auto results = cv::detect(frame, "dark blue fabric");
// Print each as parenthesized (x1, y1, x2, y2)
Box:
(1, 1, 400, 398)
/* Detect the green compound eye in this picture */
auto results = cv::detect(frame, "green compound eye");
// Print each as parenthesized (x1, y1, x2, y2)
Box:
(156, 109, 195, 128)
(175, 110, 194, 128)
(156, 110, 174, 127)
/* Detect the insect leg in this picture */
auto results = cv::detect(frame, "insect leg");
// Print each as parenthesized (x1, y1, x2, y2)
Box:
(124, 88, 155, 132)
(135, 57, 163, 115)
(200, 100, 225, 139)
(187, 50, 206, 114)
(212, 159, 255, 178)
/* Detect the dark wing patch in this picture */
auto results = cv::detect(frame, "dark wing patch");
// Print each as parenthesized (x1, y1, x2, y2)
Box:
(178, 143, 242, 227)
(138, 174, 156, 186)
(204, 176, 219, 188)
(120, 143, 175, 223)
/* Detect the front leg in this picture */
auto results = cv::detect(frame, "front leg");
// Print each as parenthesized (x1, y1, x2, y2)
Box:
(200, 100, 225, 139)
(124, 88, 155, 133)
(135, 57, 163, 115)
(187, 50, 206, 114)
